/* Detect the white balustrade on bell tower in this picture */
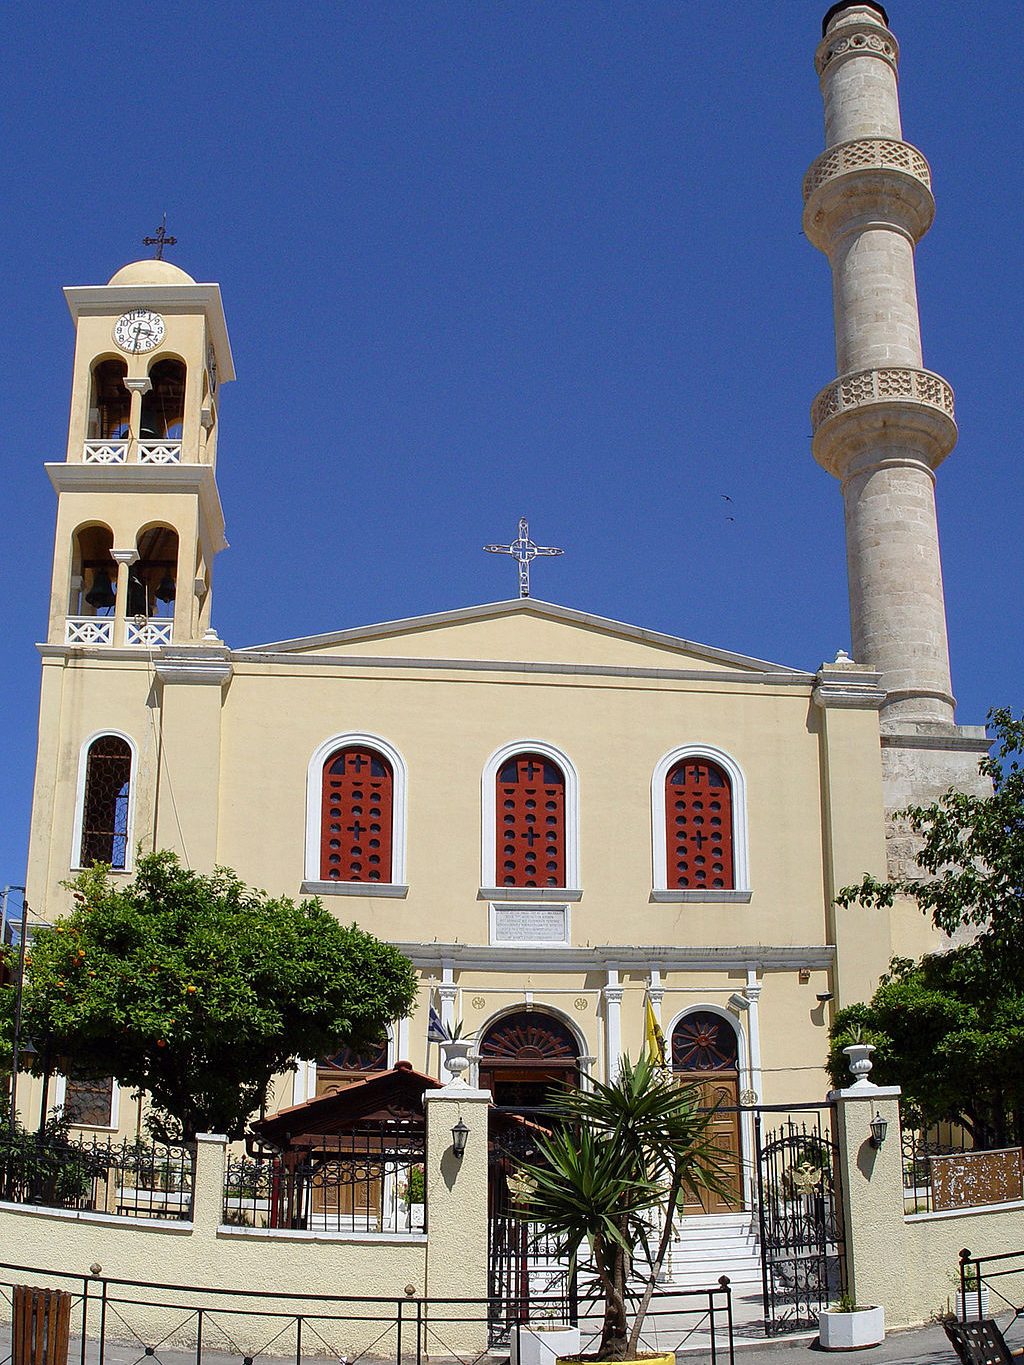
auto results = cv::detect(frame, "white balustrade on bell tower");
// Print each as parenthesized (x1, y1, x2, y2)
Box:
(804, 2, 957, 729)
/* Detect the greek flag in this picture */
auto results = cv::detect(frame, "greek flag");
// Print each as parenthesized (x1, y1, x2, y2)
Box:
(427, 997, 449, 1044)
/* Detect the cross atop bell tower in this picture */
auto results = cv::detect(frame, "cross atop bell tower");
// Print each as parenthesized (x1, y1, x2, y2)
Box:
(47, 257, 235, 650)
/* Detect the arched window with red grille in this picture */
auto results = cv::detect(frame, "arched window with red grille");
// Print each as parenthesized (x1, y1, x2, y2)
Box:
(496, 752, 565, 888)
(320, 747, 393, 883)
(665, 757, 734, 890)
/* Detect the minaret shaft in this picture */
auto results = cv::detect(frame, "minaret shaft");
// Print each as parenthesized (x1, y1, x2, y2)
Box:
(805, 2, 956, 727)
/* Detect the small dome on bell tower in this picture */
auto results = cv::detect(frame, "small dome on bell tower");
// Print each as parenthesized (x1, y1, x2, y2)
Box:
(106, 258, 196, 287)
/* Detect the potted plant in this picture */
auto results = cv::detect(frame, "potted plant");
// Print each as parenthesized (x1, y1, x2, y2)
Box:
(402, 1164, 425, 1231)
(818, 1293, 885, 1350)
(515, 1051, 728, 1363)
(955, 1267, 989, 1321)
(439, 1020, 476, 1082)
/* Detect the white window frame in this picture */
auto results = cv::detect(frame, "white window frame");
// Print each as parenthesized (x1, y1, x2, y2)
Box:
(71, 729, 138, 873)
(52, 1073, 120, 1132)
(481, 739, 581, 894)
(651, 743, 750, 898)
(304, 732, 408, 889)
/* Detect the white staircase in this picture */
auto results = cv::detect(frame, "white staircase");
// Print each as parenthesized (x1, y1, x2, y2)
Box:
(666, 1212, 763, 1292)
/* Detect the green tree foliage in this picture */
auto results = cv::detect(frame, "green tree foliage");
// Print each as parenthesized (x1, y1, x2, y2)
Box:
(0, 942, 14, 1077)
(827, 950, 1024, 1148)
(516, 1052, 728, 1361)
(17, 852, 417, 1141)
(832, 708, 1024, 1147)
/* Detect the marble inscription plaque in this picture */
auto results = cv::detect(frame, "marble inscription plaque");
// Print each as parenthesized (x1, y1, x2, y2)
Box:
(492, 904, 568, 944)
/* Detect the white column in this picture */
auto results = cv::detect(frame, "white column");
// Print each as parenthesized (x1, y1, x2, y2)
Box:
(744, 970, 763, 1104)
(438, 965, 459, 1082)
(603, 968, 623, 1081)
(396, 1014, 410, 1064)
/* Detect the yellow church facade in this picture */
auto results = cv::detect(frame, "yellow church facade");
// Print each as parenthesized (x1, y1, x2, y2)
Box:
(18, 1, 988, 1240)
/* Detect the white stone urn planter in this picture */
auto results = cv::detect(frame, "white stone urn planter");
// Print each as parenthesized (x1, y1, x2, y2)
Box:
(842, 1042, 876, 1089)
(510, 1323, 581, 1365)
(818, 1305, 885, 1350)
(440, 1038, 474, 1082)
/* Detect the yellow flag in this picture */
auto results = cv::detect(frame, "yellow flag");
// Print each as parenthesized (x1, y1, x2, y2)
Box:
(645, 995, 667, 1067)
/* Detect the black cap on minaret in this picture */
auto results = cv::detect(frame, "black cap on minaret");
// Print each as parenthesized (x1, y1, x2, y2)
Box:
(821, 1, 889, 37)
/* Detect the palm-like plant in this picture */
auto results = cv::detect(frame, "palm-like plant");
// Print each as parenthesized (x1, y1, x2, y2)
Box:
(515, 1052, 729, 1361)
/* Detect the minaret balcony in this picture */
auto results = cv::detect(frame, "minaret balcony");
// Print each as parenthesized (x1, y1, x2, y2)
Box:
(82, 438, 182, 465)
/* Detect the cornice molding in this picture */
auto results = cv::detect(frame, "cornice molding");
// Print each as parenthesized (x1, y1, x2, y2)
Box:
(45, 461, 227, 557)
(154, 652, 232, 687)
(393, 942, 836, 973)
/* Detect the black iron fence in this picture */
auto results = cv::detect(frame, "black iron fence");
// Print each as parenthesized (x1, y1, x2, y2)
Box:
(0, 1261, 735, 1365)
(956, 1247, 1024, 1326)
(224, 1131, 427, 1233)
(753, 1104, 844, 1336)
(0, 1133, 194, 1220)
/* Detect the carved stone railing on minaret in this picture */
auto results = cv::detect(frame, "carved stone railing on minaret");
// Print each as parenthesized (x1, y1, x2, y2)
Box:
(811, 366, 957, 479)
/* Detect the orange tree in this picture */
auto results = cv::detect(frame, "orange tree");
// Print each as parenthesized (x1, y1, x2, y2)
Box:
(17, 851, 416, 1141)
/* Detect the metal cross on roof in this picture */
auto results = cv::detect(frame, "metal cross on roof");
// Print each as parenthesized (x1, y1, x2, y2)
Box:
(484, 517, 564, 599)
(143, 215, 177, 260)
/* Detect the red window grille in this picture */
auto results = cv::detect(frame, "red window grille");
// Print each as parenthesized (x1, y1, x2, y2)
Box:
(665, 758, 734, 890)
(496, 753, 565, 888)
(320, 748, 393, 883)
(80, 736, 131, 869)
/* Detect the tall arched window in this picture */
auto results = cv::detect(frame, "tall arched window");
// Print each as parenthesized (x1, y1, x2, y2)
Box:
(496, 753, 565, 887)
(663, 757, 735, 890)
(320, 747, 393, 882)
(78, 735, 133, 869)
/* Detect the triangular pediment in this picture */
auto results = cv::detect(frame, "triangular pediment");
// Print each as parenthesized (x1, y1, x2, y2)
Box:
(242, 599, 801, 675)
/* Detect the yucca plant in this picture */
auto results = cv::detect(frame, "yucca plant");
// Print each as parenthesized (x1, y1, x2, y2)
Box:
(515, 1052, 729, 1361)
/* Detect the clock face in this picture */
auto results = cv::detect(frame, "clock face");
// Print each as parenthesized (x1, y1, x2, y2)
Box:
(113, 309, 166, 354)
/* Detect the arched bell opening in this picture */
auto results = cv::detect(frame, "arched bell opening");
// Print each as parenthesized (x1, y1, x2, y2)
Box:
(478, 1008, 581, 1116)
(129, 525, 179, 618)
(141, 358, 186, 438)
(87, 358, 130, 438)
(70, 524, 115, 616)
(671, 1009, 744, 1213)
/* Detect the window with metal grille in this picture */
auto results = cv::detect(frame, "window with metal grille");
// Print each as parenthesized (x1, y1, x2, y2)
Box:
(80, 736, 132, 869)
(496, 753, 565, 888)
(320, 748, 393, 882)
(63, 1074, 114, 1127)
(665, 758, 734, 890)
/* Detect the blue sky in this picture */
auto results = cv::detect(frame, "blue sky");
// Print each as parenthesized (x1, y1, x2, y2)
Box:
(1, 2, 1020, 886)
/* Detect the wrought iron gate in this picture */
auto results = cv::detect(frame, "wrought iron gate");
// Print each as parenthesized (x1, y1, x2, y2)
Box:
(488, 1126, 574, 1347)
(754, 1105, 844, 1335)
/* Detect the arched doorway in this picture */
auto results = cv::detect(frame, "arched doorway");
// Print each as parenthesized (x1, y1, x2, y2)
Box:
(478, 1010, 580, 1114)
(672, 1010, 743, 1213)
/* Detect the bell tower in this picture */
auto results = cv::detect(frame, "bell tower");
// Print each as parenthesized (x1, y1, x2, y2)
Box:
(48, 257, 234, 650)
(804, 3, 989, 858)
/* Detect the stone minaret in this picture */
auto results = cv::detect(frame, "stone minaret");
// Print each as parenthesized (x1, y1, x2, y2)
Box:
(804, 2, 988, 860)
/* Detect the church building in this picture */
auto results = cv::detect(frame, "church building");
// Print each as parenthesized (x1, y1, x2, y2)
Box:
(18, 0, 988, 1247)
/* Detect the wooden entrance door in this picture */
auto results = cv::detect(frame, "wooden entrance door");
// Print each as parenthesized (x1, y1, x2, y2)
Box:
(672, 1011, 744, 1213)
